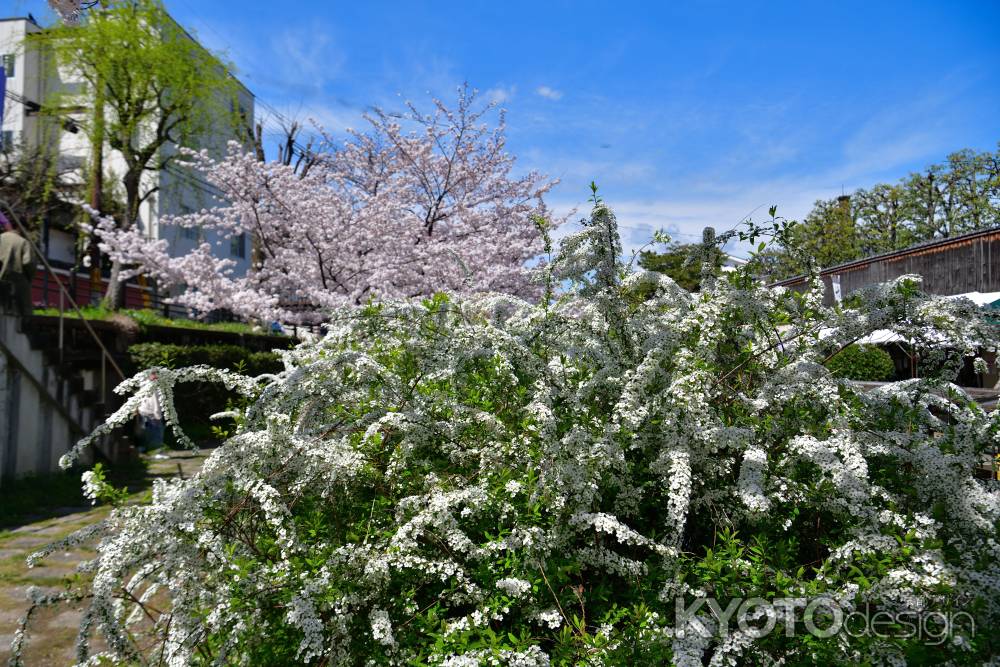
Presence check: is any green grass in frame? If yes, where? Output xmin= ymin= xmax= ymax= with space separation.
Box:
xmin=32 ymin=306 xmax=274 ymax=336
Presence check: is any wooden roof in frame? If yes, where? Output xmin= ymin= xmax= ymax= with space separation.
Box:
xmin=773 ymin=226 xmax=1000 ymax=287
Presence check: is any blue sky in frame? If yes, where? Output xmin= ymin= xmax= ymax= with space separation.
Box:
xmin=12 ymin=0 xmax=1000 ymax=255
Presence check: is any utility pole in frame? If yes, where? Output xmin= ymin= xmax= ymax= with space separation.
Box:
xmin=87 ymin=75 xmax=104 ymax=303
xmin=700 ymin=226 xmax=717 ymax=291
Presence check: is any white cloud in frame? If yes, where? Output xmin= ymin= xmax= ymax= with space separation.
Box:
xmin=485 ymin=85 xmax=516 ymax=105
xmin=297 ymin=105 xmax=363 ymax=134
xmin=536 ymin=86 xmax=563 ymax=101
xmin=259 ymin=105 xmax=331 ymax=133
xmin=526 ymin=155 xmax=655 ymax=184
xmin=270 ymin=29 xmax=345 ymax=90
xmin=545 ymin=179 xmax=832 ymax=261
xmin=533 ymin=82 xmax=974 ymax=262
xmin=255 ymin=103 xmax=364 ymax=162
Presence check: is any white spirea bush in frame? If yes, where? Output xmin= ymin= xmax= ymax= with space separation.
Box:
xmin=14 ymin=202 xmax=1000 ymax=666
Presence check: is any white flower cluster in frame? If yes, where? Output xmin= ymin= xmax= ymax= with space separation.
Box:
xmin=535 ymin=609 xmax=563 ymax=630
xmin=80 ymin=470 xmax=100 ymax=505
xmin=369 ymin=608 xmax=396 ymax=648
xmin=495 ymin=577 xmax=532 ymax=598
xmin=15 ymin=202 xmax=1000 ymax=665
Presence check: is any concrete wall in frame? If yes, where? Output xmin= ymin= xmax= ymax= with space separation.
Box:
xmin=0 ymin=314 xmax=89 ymax=485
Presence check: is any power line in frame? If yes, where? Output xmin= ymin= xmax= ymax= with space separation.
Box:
xmin=162 ymin=163 xmax=221 ymax=201
xmin=166 ymin=0 xmax=320 ymax=160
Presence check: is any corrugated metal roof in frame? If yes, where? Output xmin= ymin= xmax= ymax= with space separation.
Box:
xmin=773 ymin=226 xmax=1000 ymax=287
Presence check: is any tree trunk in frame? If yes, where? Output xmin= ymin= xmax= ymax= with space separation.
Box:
xmin=103 ymin=168 xmax=141 ymax=309
xmin=104 ymin=260 xmax=125 ymax=309
xmin=926 ymin=173 xmax=937 ymax=237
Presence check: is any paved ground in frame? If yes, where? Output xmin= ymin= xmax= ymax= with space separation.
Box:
xmin=0 ymin=449 xmax=209 ymax=666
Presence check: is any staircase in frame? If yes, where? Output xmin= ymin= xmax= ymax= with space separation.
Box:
xmin=0 ymin=312 xmax=118 ymax=484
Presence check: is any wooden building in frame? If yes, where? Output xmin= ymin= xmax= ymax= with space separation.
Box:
xmin=772 ymin=227 xmax=1000 ymax=304
xmin=772 ymin=228 xmax=1000 ymax=389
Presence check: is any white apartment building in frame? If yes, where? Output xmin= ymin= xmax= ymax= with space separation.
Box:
xmin=0 ymin=19 xmax=42 ymax=153
xmin=0 ymin=14 xmax=255 ymax=305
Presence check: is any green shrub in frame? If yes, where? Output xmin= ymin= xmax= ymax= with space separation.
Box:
xmin=0 ymin=458 xmax=147 ymax=528
xmin=35 ymin=203 xmax=1000 ymax=665
xmin=128 ymin=342 xmax=282 ymax=377
xmin=0 ymin=472 xmax=84 ymax=528
xmin=824 ymin=343 xmax=896 ymax=381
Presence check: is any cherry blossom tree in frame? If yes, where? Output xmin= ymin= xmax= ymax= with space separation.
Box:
xmin=47 ymin=0 xmax=105 ymax=25
xmin=91 ymin=87 xmax=560 ymax=322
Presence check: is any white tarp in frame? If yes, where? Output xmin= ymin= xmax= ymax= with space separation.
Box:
xmin=951 ymin=291 xmax=1000 ymax=307
xmin=818 ymin=292 xmax=1000 ymax=346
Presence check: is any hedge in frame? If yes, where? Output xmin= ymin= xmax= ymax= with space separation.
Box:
xmin=127 ymin=343 xmax=283 ymax=446
xmin=128 ymin=342 xmax=282 ymax=377
xmin=824 ymin=343 xmax=896 ymax=381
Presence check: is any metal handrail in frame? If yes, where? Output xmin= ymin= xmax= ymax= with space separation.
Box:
xmin=0 ymin=200 xmax=126 ymax=403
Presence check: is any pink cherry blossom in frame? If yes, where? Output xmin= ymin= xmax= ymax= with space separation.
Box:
xmin=47 ymin=0 xmax=91 ymax=24
xmin=93 ymin=88 xmax=561 ymax=323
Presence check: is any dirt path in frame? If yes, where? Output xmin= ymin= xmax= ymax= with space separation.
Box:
xmin=0 ymin=449 xmax=209 ymax=666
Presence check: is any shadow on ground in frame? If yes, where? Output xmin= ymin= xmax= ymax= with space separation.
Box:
xmin=0 ymin=448 xmax=210 ymax=666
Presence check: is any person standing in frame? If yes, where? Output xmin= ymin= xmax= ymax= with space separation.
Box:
xmin=137 ymin=377 xmax=165 ymax=452
xmin=0 ymin=211 xmax=36 ymax=317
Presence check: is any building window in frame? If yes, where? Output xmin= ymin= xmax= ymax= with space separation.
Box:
xmin=0 ymin=131 xmax=13 ymax=153
xmin=1 ymin=54 xmax=15 ymax=78
xmin=230 ymin=98 xmax=248 ymax=119
xmin=230 ymin=233 xmax=246 ymax=258
xmin=181 ymin=225 xmax=201 ymax=240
